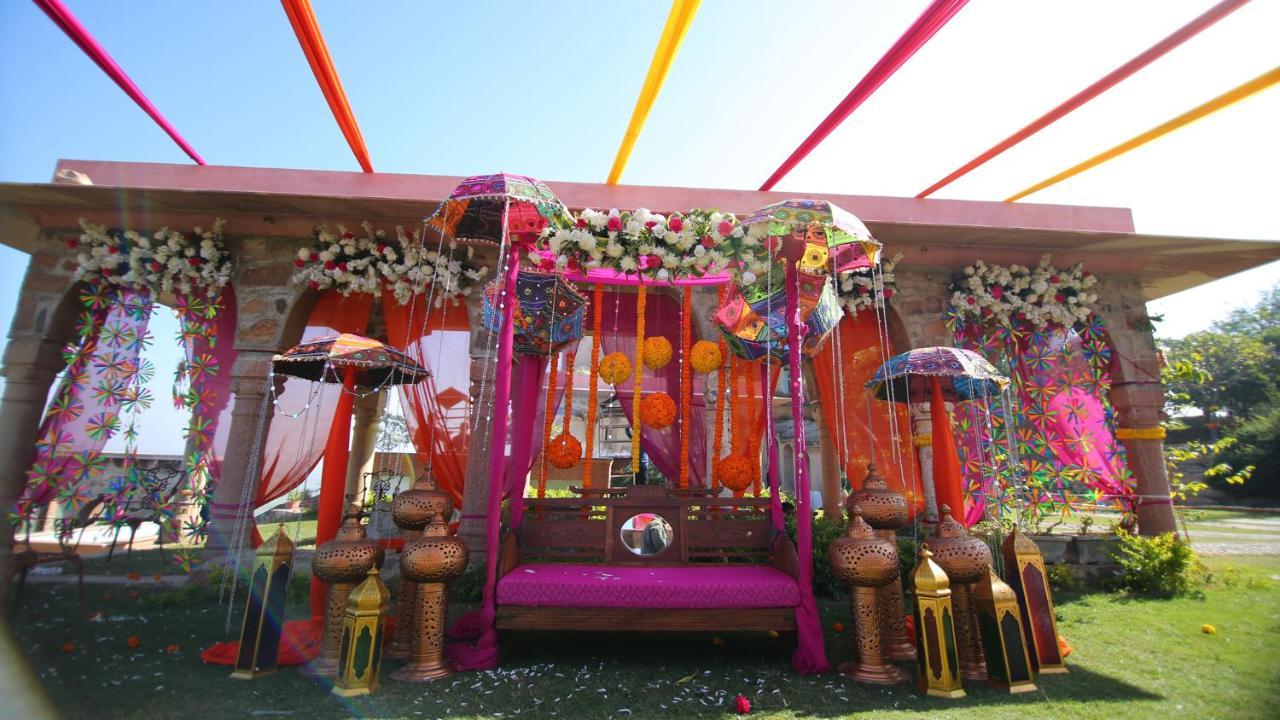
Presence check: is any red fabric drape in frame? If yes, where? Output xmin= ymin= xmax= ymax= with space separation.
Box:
xmin=381 ymin=293 xmax=471 ymax=507
xmin=931 ymin=377 xmax=965 ymax=524
xmin=251 ymin=292 xmax=372 ymax=544
xmin=810 ymin=312 xmax=919 ymax=507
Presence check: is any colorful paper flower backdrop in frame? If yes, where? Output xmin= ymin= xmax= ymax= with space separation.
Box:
xmin=947 ymin=260 xmax=1132 ymax=527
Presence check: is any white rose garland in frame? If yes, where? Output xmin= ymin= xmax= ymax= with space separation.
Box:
xmin=949 ymin=254 xmax=1099 ymax=329
xmin=836 ymin=252 xmax=902 ymax=315
xmin=71 ymin=218 xmax=232 ymax=298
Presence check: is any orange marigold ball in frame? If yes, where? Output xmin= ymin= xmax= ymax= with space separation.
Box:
xmin=639 ymin=392 xmax=677 ymax=429
xmin=598 ymin=352 xmax=632 ymax=385
xmin=690 ymin=340 xmax=722 ymax=373
xmin=642 ymin=336 xmax=673 ymax=370
xmin=716 ymin=454 xmax=756 ymax=492
xmin=547 ymin=434 xmax=582 ymax=469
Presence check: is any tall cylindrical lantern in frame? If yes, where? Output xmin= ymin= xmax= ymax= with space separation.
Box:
xmin=231 ymin=524 xmax=295 ymax=679
xmin=307 ymin=500 xmax=384 ymax=678
xmin=973 ymin=566 xmax=1038 ymax=693
xmin=828 ymin=507 xmax=909 ymax=685
xmin=1001 ymin=527 xmax=1067 ymax=673
xmin=927 ymin=505 xmax=990 ymax=681
xmin=391 ymin=511 xmax=468 ymax=682
xmin=388 ymin=473 xmax=452 ymax=661
xmin=910 ymin=545 xmax=965 ymax=699
xmin=333 ymin=567 xmax=390 ymax=697
xmin=848 ymin=459 xmax=915 ymax=662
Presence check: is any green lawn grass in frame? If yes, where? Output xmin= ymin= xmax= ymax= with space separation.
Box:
xmin=3 ymin=556 xmax=1277 ymax=720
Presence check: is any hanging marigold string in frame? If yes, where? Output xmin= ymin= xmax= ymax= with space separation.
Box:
xmin=562 ymin=350 xmax=576 ymax=432
xmin=712 ymin=286 xmax=728 ymax=490
xmin=583 ymin=284 xmax=604 ymax=488
xmin=679 ymin=287 xmax=693 ymax=488
xmin=539 ymin=352 xmax=560 ymax=498
xmin=632 ymin=284 xmax=646 ymax=475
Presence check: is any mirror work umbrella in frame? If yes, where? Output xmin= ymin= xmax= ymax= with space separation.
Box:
xmin=867 ymin=346 xmax=1010 ymax=525
xmin=482 ymin=271 xmax=587 ymax=356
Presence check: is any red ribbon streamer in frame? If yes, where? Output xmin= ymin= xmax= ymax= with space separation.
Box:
xmin=32 ymin=0 xmax=205 ymax=165
xmin=917 ymin=0 xmax=1250 ymax=198
xmin=759 ymin=0 xmax=968 ymax=191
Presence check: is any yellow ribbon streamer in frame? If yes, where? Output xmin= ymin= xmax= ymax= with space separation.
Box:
xmin=606 ymin=0 xmax=702 ymax=185
xmin=1007 ymin=65 xmax=1280 ymax=202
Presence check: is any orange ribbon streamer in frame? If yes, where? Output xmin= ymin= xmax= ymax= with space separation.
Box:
xmin=280 ymin=0 xmax=374 ymax=172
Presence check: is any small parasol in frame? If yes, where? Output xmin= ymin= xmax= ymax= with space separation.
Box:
xmin=866 ymin=346 xmax=1010 ymax=527
xmin=424 ymin=173 xmax=574 ymax=246
xmin=714 ymin=265 xmax=841 ymax=362
xmin=272 ymin=333 xmax=430 ymax=387
xmin=740 ymin=199 xmax=881 ymax=273
xmin=482 ymin=271 xmax=587 ymax=355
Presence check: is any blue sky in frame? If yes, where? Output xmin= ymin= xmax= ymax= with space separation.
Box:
xmin=1 ymin=0 xmax=1278 ymax=454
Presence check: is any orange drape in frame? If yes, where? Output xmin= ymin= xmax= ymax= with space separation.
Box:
xmin=381 ymin=293 xmax=471 ymax=507
xmin=811 ymin=312 xmax=919 ymax=509
xmin=931 ymin=377 xmax=965 ymax=524
xmin=727 ymin=356 xmax=779 ymax=496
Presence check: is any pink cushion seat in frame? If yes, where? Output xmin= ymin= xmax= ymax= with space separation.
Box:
xmin=496 ymin=563 xmax=800 ymax=609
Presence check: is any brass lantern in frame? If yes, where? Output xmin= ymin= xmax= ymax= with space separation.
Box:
xmin=828 ymin=506 xmax=909 ymax=685
xmin=231 ymin=524 xmax=295 ymax=679
xmin=307 ymin=500 xmax=385 ymax=678
xmin=926 ymin=504 xmax=991 ymax=681
xmin=390 ymin=511 xmax=468 ymax=682
xmin=849 ymin=459 xmax=915 ymax=662
xmin=333 ymin=567 xmax=391 ymax=697
xmin=1001 ymin=527 xmax=1067 ymax=673
xmin=388 ymin=473 xmax=453 ymax=661
xmin=910 ymin=545 xmax=965 ymax=699
xmin=973 ymin=566 xmax=1037 ymax=693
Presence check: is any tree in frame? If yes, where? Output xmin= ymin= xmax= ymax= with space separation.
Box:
xmin=376 ymin=413 xmax=412 ymax=453
xmin=1162 ymin=330 xmax=1273 ymax=420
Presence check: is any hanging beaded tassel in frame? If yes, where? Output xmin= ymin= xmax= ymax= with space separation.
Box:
xmin=538 ymin=353 xmax=559 ymax=498
xmin=631 ymin=284 xmax=646 ymax=475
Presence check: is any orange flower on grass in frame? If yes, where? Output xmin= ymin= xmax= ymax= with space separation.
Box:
xmin=127 ymin=635 xmax=140 ymax=649
xmin=127 ymin=573 xmax=141 ymax=581
xmin=165 ymin=644 xmax=181 ymax=653
xmin=153 ymin=574 xmax=163 ymax=581
xmin=128 ymin=591 xmax=140 ymax=600
xmin=60 ymin=643 xmax=75 ymax=653
xmin=639 ymin=392 xmax=676 ymax=429
xmin=832 ymin=622 xmax=845 ymax=634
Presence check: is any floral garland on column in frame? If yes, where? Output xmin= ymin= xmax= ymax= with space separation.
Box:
xmin=836 ymin=252 xmax=901 ymax=315
xmin=292 ymin=222 xmax=489 ymax=305
xmin=945 ymin=254 xmax=1131 ymax=526
xmin=21 ymin=220 xmax=235 ymax=570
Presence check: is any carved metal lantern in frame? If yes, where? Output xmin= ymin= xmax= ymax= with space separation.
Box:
xmin=910 ymin=545 xmax=965 ymax=699
xmin=308 ymin=502 xmax=385 ymax=678
xmin=390 ymin=511 xmax=468 ymax=682
xmin=1001 ymin=527 xmax=1067 ymax=673
xmin=849 ymin=459 xmax=915 ymax=662
xmin=388 ymin=473 xmax=453 ymax=661
xmin=333 ymin=567 xmax=390 ymax=697
xmin=973 ymin=566 xmax=1038 ymax=693
xmin=828 ymin=506 xmax=909 ymax=685
xmin=232 ymin=524 xmax=295 ymax=679
xmin=926 ymin=504 xmax=992 ymax=681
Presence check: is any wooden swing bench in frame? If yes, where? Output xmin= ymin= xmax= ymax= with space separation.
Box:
xmin=495 ymin=485 xmax=799 ymax=633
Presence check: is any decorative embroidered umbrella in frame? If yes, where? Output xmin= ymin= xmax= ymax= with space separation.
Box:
xmin=272 ymin=333 xmax=430 ymax=388
xmin=714 ymin=265 xmax=841 ymax=362
xmin=482 ymin=271 xmax=586 ymax=355
xmin=740 ymin=199 xmax=880 ymax=273
xmin=424 ymin=173 xmax=574 ymax=246
xmin=866 ymin=346 xmax=1010 ymax=527
xmin=866 ymin=346 xmax=1009 ymax=404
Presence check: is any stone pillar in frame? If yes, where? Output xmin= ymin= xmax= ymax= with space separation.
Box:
xmin=910 ymin=402 xmax=940 ymax=528
xmin=815 ymin=401 xmax=843 ymax=520
xmin=345 ymin=391 xmax=385 ymax=501
xmin=458 ymin=295 xmax=494 ymax=556
xmin=1094 ymin=275 xmax=1177 ymax=536
xmin=205 ymin=350 xmax=275 ymax=565
xmin=0 ymin=337 xmax=63 ymax=579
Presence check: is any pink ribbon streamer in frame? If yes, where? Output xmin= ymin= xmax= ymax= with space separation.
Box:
xmin=33 ymin=0 xmax=205 ymax=165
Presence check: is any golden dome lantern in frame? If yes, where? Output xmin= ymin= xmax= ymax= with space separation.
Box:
xmin=909 ymin=545 xmax=965 ymax=699
xmin=1001 ymin=527 xmax=1066 ymax=674
xmin=390 ymin=510 xmax=469 ymax=682
xmin=973 ymin=566 xmax=1037 ymax=693
xmin=231 ymin=524 xmax=296 ymax=679
xmin=307 ymin=499 xmax=385 ymax=678
xmin=827 ymin=506 xmax=909 ymax=685
xmin=848 ymin=459 xmax=915 ymax=663
xmin=333 ymin=567 xmax=391 ymax=697
xmin=926 ymin=505 xmax=991 ymax=681
xmin=388 ymin=473 xmax=453 ymax=661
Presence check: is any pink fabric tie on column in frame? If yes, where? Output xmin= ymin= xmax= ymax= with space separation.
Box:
xmin=784 ymin=257 xmax=830 ymax=674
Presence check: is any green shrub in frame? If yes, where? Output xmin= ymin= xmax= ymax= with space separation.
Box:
xmin=786 ymin=512 xmax=848 ymax=597
xmin=450 ymin=563 xmax=486 ymax=604
xmin=1108 ymin=531 xmax=1199 ymax=597
xmin=1046 ymin=563 xmax=1082 ymax=594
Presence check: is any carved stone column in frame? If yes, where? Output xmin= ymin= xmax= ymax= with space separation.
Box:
xmin=345 ymin=391 xmax=385 ymax=500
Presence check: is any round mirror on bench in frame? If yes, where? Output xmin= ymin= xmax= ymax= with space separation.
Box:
xmin=620 ymin=513 xmax=673 ymax=557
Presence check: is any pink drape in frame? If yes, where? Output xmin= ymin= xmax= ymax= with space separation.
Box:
xmin=598 ymin=291 xmax=708 ymax=486
xmin=381 ymin=293 xmax=472 ymax=508
xmin=175 ymin=286 xmax=238 ymax=497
